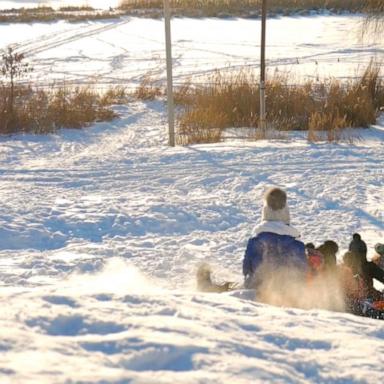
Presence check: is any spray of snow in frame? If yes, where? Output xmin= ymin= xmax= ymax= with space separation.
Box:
xmin=63 ymin=258 xmax=161 ymax=296
xmin=256 ymin=266 xmax=346 ymax=312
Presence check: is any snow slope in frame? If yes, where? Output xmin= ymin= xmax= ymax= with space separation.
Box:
xmin=0 ymin=99 xmax=383 ymax=383
xmin=0 ymin=12 xmax=384 ymax=384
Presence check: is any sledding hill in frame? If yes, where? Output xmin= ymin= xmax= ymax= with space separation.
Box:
xmin=0 ymin=100 xmax=383 ymax=382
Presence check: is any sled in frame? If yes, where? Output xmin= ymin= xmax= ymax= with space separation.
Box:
xmin=196 ymin=263 xmax=240 ymax=293
xmin=357 ymin=300 xmax=384 ymax=320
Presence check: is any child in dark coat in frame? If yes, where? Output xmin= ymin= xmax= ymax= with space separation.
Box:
xmin=242 ymin=187 xmax=307 ymax=295
xmin=345 ymin=235 xmax=384 ymax=301
xmin=349 ymin=233 xmax=367 ymax=263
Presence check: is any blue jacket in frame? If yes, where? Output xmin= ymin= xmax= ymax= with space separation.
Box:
xmin=243 ymin=231 xmax=307 ymax=289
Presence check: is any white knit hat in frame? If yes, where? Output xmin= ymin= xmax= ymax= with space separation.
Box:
xmin=262 ymin=187 xmax=290 ymax=225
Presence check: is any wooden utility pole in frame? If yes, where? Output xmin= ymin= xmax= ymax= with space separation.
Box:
xmin=163 ymin=0 xmax=175 ymax=146
xmin=260 ymin=0 xmax=267 ymax=132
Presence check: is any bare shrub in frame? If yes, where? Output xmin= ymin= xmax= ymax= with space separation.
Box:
xmin=1 ymin=48 xmax=32 ymax=111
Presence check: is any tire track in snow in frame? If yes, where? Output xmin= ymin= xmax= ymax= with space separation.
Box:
xmin=1 ymin=18 xmax=131 ymax=57
xmin=2 ymin=23 xmax=91 ymax=53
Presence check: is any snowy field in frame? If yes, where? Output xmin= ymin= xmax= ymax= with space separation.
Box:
xmin=0 ymin=13 xmax=384 ymax=384
xmin=0 ymin=15 xmax=383 ymax=89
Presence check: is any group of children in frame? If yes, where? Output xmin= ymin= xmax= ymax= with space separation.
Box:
xmin=197 ymin=186 xmax=384 ymax=317
xmin=306 ymin=235 xmax=384 ymax=313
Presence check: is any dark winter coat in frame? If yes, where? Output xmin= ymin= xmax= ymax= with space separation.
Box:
xmin=349 ymin=234 xmax=368 ymax=263
xmin=344 ymin=250 xmax=384 ymax=300
xmin=243 ymin=222 xmax=307 ymax=289
xmin=362 ymin=262 xmax=384 ymax=292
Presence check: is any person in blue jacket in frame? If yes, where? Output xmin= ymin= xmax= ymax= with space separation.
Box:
xmin=242 ymin=187 xmax=307 ymax=290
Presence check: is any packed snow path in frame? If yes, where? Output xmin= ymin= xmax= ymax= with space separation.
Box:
xmin=0 ymin=101 xmax=383 ymax=382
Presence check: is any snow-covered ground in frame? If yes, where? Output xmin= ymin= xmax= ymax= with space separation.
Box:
xmin=0 ymin=15 xmax=383 ymax=89
xmin=1 ymin=13 xmax=384 ymax=384
xmin=0 ymin=100 xmax=383 ymax=382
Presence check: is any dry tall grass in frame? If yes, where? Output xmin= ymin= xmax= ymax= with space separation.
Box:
xmin=0 ymin=6 xmax=119 ymax=23
xmin=175 ymin=63 xmax=384 ymax=144
xmin=133 ymin=76 xmax=163 ymax=100
xmin=119 ymin=0 xmax=364 ymax=16
xmin=0 ymin=85 xmax=126 ymax=135
xmin=364 ymin=0 xmax=384 ymax=32
xmin=365 ymin=0 xmax=384 ymax=14
xmin=0 ymin=0 xmax=368 ymax=23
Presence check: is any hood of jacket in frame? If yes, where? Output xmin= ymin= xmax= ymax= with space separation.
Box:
xmin=253 ymin=220 xmax=301 ymax=239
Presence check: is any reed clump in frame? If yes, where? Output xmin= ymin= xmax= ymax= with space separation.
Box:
xmin=0 ymin=84 xmax=127 ymax=134
xmin=119 ymin=0 xmax=364 ymax=17
xmin=174 ymin=63 xmax=384 ymax=144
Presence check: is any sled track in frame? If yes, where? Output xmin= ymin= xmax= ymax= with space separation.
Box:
xmin=0 ymin=18 xmax=131 ymax=57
